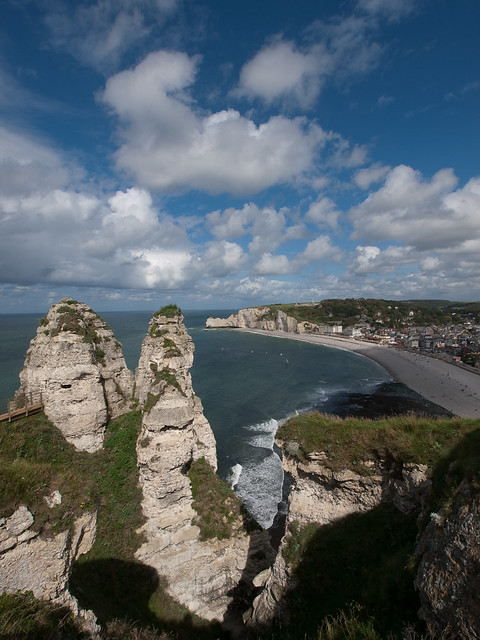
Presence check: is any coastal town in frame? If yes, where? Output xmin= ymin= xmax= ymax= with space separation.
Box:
xmin=274 ymin=299 xmax=480 ymax=371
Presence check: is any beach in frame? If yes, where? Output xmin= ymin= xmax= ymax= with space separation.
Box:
xmin=239 ymin=329 xmax=480 ymax=419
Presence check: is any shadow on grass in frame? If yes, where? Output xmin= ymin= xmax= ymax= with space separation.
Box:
xmin=70 ymin=558 xmax=226 ymax=640
xmin=265 ymin=504 xmax=423 ymax=640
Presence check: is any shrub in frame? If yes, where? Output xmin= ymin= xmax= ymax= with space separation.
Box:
xmin=153 ymin=305 xmax=181 ymax=318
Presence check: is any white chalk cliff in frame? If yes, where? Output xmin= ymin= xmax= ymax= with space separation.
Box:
xmin=134 ymin=308 xmax=256 ymax=622
xmin=15 ymin=299 xmax=133 ymax=452
xmin=206 ymin=307 xmax=298 ymax=333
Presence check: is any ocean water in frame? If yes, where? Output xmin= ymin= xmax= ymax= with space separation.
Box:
xmin=0 ymin=310 xmax=442 ymax=529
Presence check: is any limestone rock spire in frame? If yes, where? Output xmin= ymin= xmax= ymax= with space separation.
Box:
xmin=134 ymin=305 xmax=252 ymax=621
xmin=15 ymin=298 xmax=133 ymax=452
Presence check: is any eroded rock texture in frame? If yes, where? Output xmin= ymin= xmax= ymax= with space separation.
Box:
xmin=0 ymin=504 xmax=98 ymax=632
xmin=248 ymin=449 xmax=430 ymax=627
xmin=415 ymin=480 xmax=480 ymax=639
xmin=134 ymin=309 xmax=253 ymax=622
xmin=15 ymin=299 xmax=133 ymax=452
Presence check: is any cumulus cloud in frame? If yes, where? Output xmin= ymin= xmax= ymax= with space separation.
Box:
xmin=206 ymin=203 xmax=257 ymax=240
xmin=0 ymin=127 xmax=201 ymax=290
xmin=350 ymin=244 xmax=416 ymax=274
xmin=101 ymin=50 xmax=324 ymax=195
xmin=300 ymin=235 xmax=343 ymax=264
xmin=306 ymin=196 xmax=341 ymax=229
xmin=236 ymin=12 xmax=386 ymax=108
xmin=354 ymin=164 xmax=390 ymax=189
xmin=235 ymin=40 xmax=330 ymax=107
xmin=253 ymin=253 xmax=292 ymax=275
xmin=349 ymin=165 xmax=480 ymax=250
xmin=0 ymin=126 xmax=72 ymax=197
xmin=194 ymin=241 xmax=247 ymax=278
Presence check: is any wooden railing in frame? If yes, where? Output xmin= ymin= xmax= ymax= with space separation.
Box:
xmin=0 ymin=392 xmax=44 ymax=423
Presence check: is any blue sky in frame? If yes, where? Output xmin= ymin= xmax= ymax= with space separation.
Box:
xmin=1 ymin=0 xmax=479 ymax=312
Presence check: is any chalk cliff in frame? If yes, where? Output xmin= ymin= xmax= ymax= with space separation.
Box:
xmin=15 ymin=299 xmax=133 ymax=452
xmin=0 ymin=504 xmax=98 ymax=633
xmin=206 ymin=307 xmax=298 ymax=333
xmin=134 ymin=308 xmax=262 ymax=622
xmin=248 ymin=444 xmax=430 ymax=627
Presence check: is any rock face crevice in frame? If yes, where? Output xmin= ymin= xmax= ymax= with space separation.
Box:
xmin=15 ymin=299 xmax=133 ymax=452
xmin=248 ymin=449 xmax=430 ymax=627
xmin=134 ymin=309 xmax=256 ymax=622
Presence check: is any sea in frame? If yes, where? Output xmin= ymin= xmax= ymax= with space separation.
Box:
xmin=0 ymin=310 xmax=449 ymax=530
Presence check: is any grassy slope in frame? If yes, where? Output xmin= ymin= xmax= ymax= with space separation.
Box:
xmin=0 ymin=412 xmax=225 ymax=640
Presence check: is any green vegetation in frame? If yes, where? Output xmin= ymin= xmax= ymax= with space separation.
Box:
xmin=144 ymin=391 xmax=161 ymax=413
xmin=149 ymin=326 xmax=168 ymax=338
xmin=153 ymin=304 xmax=182 ymax=318
xmin=265 ymin=298 xmax=480 ymax=328
xmin=81 ymin=411 xmax=145 ymax=560
xmin=162 ymin=337 xmax=181 ymax=358
xmin=46 ymin=304 xmax=112 ymax=354
xmin=0 ymin=591 xmax=87 ymax=639
xmin=0 ymin=412 xmax=99 ymax=535
xmin=277 ymin=412 xmax=480 ymax=472
xmin=187 ymin=457 xmax=253 ymax=539
xmin=67 ymin=411 xmax=224 ymax=639
xmin=4 ymin=405 xmax=477 ymax=639
xmin=149 ymin=363 xmax=184 ymax=397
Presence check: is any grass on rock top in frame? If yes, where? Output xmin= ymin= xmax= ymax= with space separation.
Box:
xmin=277 ymin=412 xmax=480 ymax=472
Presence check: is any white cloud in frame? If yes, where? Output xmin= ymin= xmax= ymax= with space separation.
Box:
xmin=253 ymin=253 xmax=292 ymax=275
xmin=326 ymin=133 xmax=369 ymax=169
xmin=101 ymin=51 xmax=324 ymax=195
xmin=350 ymin=244 xmax=416 ymax=274
xmin=306 ymin=196 xmax=341 ymax=229
xmin=300 ymin=235 xmax=343 ymax=263
xmin=235 ymin=40 xmax=330 ymax=107
xmin=206 ymin=204 xmax=257 ymax=239
xmin=236 ymin=12 xmax=388 ymax=108
xmin=0 ymin=126 xmax=71 ymax=197
xmin=248 ymin=207 xmax=290 ymax=255
xmin=354 ymin=163 xmax=390 ymax=189
xmin=420 ymin=256 xmax=441 ymax=271
xmin=349 ymin=165 xmax=480 ymax=250
xmin=195 ymin=241 xmax=246 ymax=278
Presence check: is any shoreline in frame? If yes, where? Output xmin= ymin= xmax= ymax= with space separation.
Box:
xmin=237 ymin=328 xmax=480 ymax=419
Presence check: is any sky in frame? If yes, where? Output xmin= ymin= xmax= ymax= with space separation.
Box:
xmin=1 ymin=0 xmax=480 ymax=313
